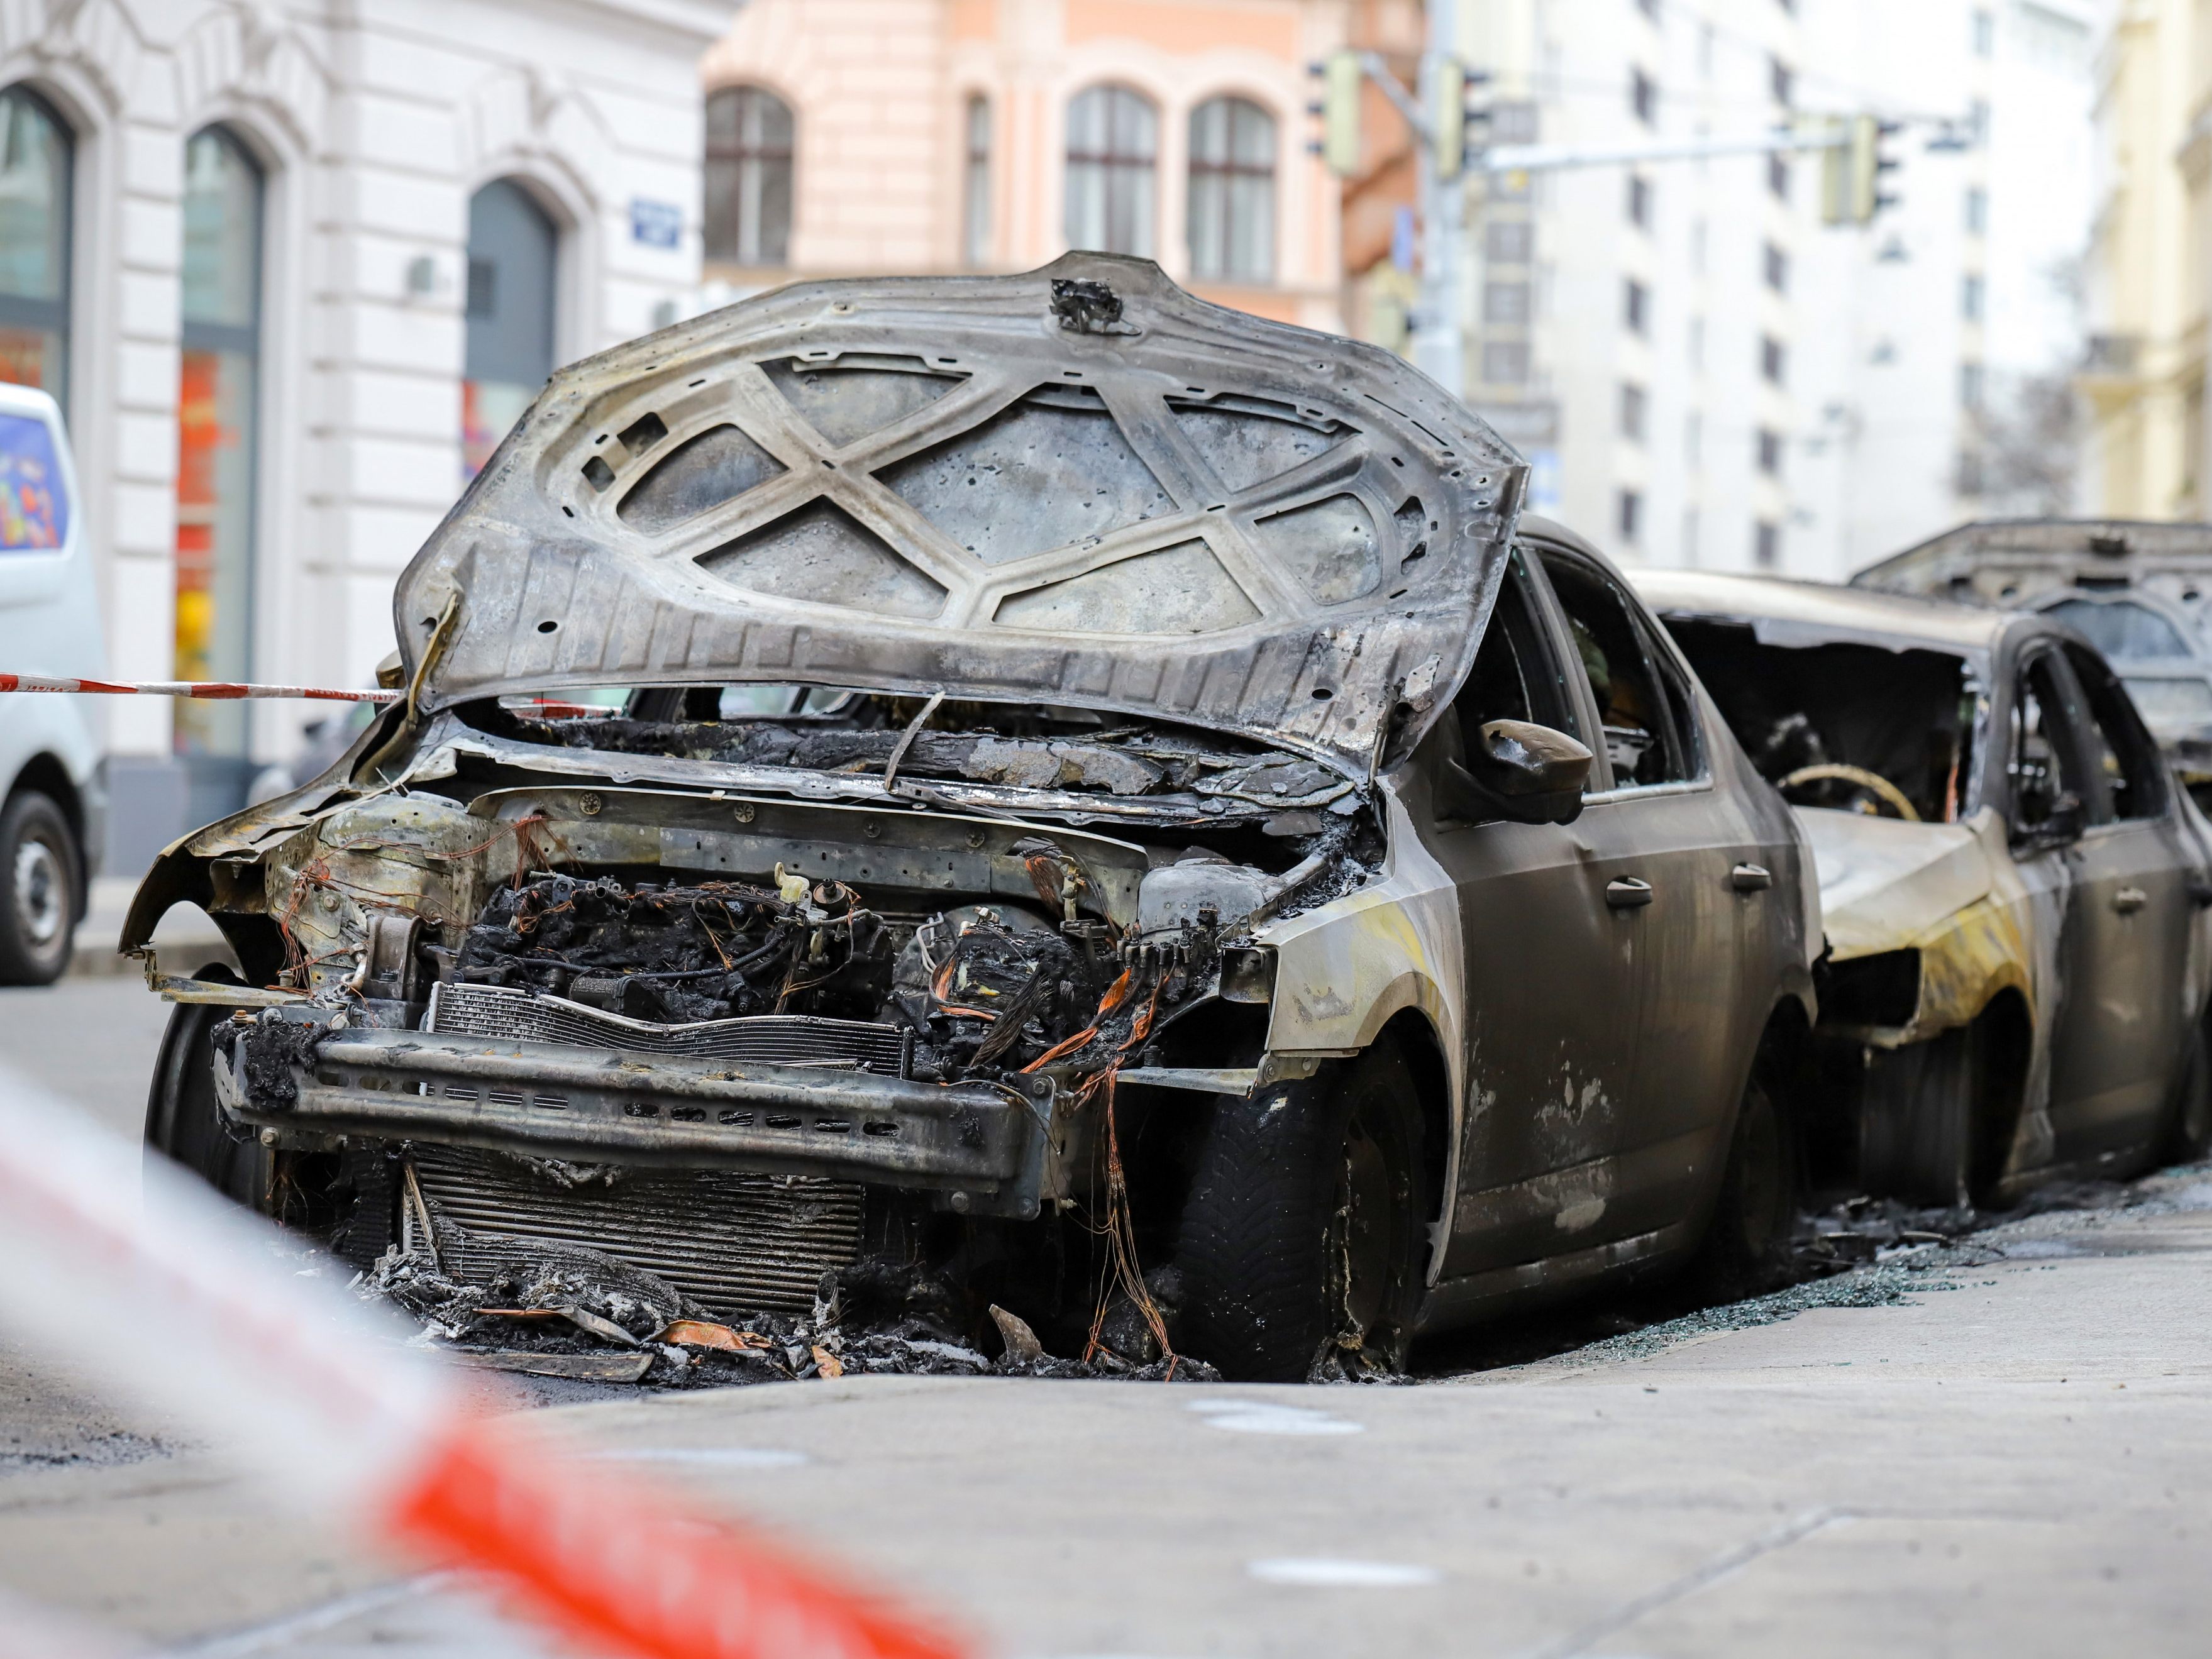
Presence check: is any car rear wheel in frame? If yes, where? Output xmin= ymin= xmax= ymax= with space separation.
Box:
xmin=2163 ymin=1022 xmax=2212 ymax=1165
xmin=1688 ymin=1072 xmax=1796 ymax=1303
xmin=144 ymin=966 xmax=270 ymax=1208
xmin=0 ymin=790 xmax=79 ymax=984
xmin=1175 ymin=1044 xmax=1427 ymax=1382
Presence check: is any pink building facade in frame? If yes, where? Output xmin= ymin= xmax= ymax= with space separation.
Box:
xmin=700 ymin=0 xmax=1350 ymax=332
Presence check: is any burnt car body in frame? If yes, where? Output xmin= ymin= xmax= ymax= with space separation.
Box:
xmin=133 ymin=256 xmax=1816 ymax=1381
xmin=1630 ymin=569 xmax=2212 ymax=1206
xmin=1855 ymin=519 xmax=2212 ymax=802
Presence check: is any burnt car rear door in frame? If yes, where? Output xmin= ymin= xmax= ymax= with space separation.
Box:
xmin=1526 ymin=539 xmax=1776 ymax=1242
xmin=1427 ymin=547 xmax=1643 ymax=1273
xmin=2043 ymin=641 xmax=2194 ymax=1157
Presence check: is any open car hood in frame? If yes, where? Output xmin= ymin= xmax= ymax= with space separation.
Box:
xmin=394 ymin=253 xmax=1526 ymax=777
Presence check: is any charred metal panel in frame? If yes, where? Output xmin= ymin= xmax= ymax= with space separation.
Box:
xmin=394 ymin=254 xmax=1525 ymax=776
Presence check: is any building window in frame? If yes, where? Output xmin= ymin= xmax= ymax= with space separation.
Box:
xmin=1754 ymin=520 xmax=1780 ymax=568
xmin=1187 ymin=95 xmax=1275 ymax=282
xmin=1972 ymin=8 xmax=1994 ymax=55
xmin=1631 ymin=68 xmax=1656 ymax=126
xmin=1767 ymin=153 xmax=1789 ymax=201
xmin=0 ymin=86 xmax=72 ymax=404
xmin=1481 ymin=341 xmax=1530 ymax=384
xmin=1486 ymin=219 xmax=1534 ymax=263
xmin=463 ymin=179 xmax=557 ymax=482
xmin=1681 ymin=507 xmax=1700 ymax=564
xmin=1957 ymin=448 xmax=1986 ymax=495
xmin=1756 ymin=427 xmax=1783 ymax=474
xmin=1066 ymin=84 xmax=1158 ymax=258
xmin=1685 ymin=410 xmax=1703 ymax=466
xmin=1620 ymin=383 xmax=1647 ymax=442
xmin=1760 ymin=334 xmax=1786 ymax=384
xmin=175 ymin=125 xmax=263 ymax=782
xmin=705 ymin=85 xmax=794 ymax=267
xmin=1627 ymin=174 xmax=1652 ymax=229
xmin=1618 ymin=489 xmax=1642 ymax=543
xmin=1763 ymin=242 xmax=1788 ymax=293
xmin=1623 ymin=278 xmax=1649 ymax=334
xmin=1484 ymin=281 xmax=1532 ymax=324
xmin=1960 ymin=361 xmax=1985 ymax=409
xmin=1962 ymin=273 xmax=1984 ymax=321
xmin=963 ymin=94 xmax=991 ymax=267
xmin=1769 ymin=56 xmax=1793 ymax=106
xmin=1636 ymin=0 xmax=1659 ymax=18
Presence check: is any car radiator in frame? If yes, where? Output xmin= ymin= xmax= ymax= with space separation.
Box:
xmin=409 ymin=1143 xmax=865 ymax=1318
xmin=425 ymin=983 xmax=914 ymax=1076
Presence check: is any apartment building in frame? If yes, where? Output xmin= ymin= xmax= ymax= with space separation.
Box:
xmin=697 ymin=0 xmax=1352 ymax=333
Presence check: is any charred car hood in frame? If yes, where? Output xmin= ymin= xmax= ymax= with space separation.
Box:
xmin=1795 ymin=806 xmax=1996 ymax=959
xmin=394 ymin=253 xmax=1525 ymax=776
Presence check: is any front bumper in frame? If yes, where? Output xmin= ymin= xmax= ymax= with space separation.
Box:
xmin=215 ymin=1019 xmax=1059 ymax=1218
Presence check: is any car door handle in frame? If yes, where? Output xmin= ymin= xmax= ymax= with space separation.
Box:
xmin=2113 ymin=886 xmax=2148 ymax=915
xmin=1730 ymin=863 xmax=1772 ymax=892
xmin=1605 ymin=876 xmax=1654 ymax=908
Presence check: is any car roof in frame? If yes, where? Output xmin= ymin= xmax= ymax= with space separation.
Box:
xmin=1622 ymin=567 xmax=2014 ymax=655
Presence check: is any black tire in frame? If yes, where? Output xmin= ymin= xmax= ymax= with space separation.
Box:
xmin=1175 ymin=1044 xmax=1427 ymax=1382
xmin=1688 ymin=1072 xmax=1796 ymax=1303
xmin=144 ymin=964 xmax=270 ymax=1208
xmin=2163 ymin=1022 xmax=2212 ymax=1166
xmin=0 ymin=789 xmax=79 ymax=984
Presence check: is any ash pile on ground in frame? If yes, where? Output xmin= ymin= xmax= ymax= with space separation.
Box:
xmin=360 ymin=1240 xmax=1217 ymax=1389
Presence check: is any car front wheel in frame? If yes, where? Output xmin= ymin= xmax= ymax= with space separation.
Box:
xmin=0 ymin=789 xmax=80 ymax=984
xmin=1175 ymin=1044 xmax=1427 ymax=1382
xmin=144 ymin=966 xmax=270 ymax=1208
xmin=1688 ymin=1072 xmax=1796 ymax=1303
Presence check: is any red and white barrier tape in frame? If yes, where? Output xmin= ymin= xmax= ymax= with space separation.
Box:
xmin=0 ymin=1075 xmax=968 ymax=1659
xmin=0 ymin=675 xmax=399 ymax=702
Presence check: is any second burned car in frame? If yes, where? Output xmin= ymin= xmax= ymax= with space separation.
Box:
xmin=135 ymin=256 xmax=1817 ymax=1381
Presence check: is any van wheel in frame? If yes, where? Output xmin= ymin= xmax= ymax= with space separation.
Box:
xmin=144 ymin=966 xmax=269 ymax=1208
xmin=1175 ymin=1045 xmax=1427 ymax=1382
xmin=2164 ymin=1023 xmax=2212 ymax=1164
xmin=1689 ymin=1073 xmax=1796 ymax=1303
xmin=0 ymin=790 xmax=79 ymax=984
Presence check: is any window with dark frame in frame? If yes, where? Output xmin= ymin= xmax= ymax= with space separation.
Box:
xmin=1486 ymin=219 xmax=1534 ymax=262
xmin=1760 ymin=334 xmax=1785 ymax=384
xmin=1620 ymin=382 xmax=1647 ymax=442
xmin=1754 ymin=520 xmax=1781 ymax=568
xmin=1632 ymin=67 xmax=1657 ymax=126
xmin=1618 ymin=488 xmax=1642 ymax=543
xmin=1627 ymin=174 xmax=1652 ymax=229
xmin=704 ymin=85 xmax=795 ymax=267
xmin=1763 ymin=241 xmax=1788 ymax=292
xmin=1756 ymin=427 xmax=1782 ymax=475
xmin=1769 ymin=55 xmax=1793 ymax=106
xmin=1066 ymin=84 xmax=1159 ymax=258
xmin=1187 ymin=95 xmax=1276 ymax=282
xmin=1623 ymin=277 xmax=1649 ymax=334
xmin=1767 ymin=152 xmax=1789 ymax=200
xmin=0 ymin=84 xmax=72 ymax=404
xmin=1482 ymin=340 xmax=1530 ymax=383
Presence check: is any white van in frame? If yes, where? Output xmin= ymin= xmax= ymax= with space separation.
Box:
xmin=0 ymin=382 xmax=105 ymax=982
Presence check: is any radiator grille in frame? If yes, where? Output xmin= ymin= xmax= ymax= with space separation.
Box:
xmin=410 ymin=1144 xmax=863 ymax=1318
xmin=427 ymin=982 xmax=910 ymax=1076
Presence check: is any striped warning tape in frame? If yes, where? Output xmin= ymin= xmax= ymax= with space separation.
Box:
xmin=0 ymin=1073 xmax=968 ymax=1659
xmin=0 ymin=675 xmax=399 ymax=702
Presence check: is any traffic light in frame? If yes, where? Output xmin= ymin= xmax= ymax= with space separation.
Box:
xmin=1823 ymin=114 xmax=1903 ymax=225
xmin=1321 ymin=49 xmax=1363 ymax=176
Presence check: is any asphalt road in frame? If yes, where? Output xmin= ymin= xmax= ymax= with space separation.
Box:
xmin=3 ymin=975 xmax=2209 ymax=1655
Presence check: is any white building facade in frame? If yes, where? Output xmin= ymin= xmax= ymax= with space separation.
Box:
xmin=0 ymin=0 xmax=724 ymax=866
xmin=1449 ymin=0 xmax=2104 ymax=581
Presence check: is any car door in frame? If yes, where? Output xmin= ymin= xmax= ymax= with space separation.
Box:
xmin=2045 ymin=641 xmax=2193 ymax=1159
xmin=1427 ymin=548 xmax=1646 ymax=1276
xmin=1529 ymin=541 xmax=1774 ymax=1243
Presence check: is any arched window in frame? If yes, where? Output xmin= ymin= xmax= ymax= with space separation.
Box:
xmin=1188 ymin=96 xmax=1275 ymax=283
xmin=462 ymin=178 xmax=558 ymax=481
xmin=0 ymin=85 xmax=73 ymax=402
xmin=174 ymin=125 xmax=263 ymax=782
xmin=962 ymin=94 xmax=991 ymax=267
xmin=1065 ymin=85 xmax=1156 ymax=258
xmin=704 ymin=86 xmax=793 ymax=267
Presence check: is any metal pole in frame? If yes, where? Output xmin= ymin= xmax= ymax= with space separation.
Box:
xmin=1412 ymin=0 xmax=1463 ymax=399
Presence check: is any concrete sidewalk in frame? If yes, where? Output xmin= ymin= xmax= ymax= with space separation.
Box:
xmin=3 ymin=1182 xmax=2207 ymax=1657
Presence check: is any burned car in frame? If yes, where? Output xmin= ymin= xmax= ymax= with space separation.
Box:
xmin=136 ymin=256 xmax=1816 ymax=1382
xmin=1855 ymin=519 xmax=2212 ymax=802
xmin=1630 ymin=569 xmax=2212 ymax=1206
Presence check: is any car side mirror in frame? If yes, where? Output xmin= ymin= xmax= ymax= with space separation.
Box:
xmin=2014 ymin=789 xmax=2086 ymax=851
xmin=1440 ymin=720 xmax=1592 ymax=826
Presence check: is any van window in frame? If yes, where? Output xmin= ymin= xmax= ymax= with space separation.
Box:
xmin=0 ymin=411 xmax=67 ymax=549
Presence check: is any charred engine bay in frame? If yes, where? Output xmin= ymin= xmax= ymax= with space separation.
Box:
xmin=206 ymin=689 xmax=1383 ymax=1373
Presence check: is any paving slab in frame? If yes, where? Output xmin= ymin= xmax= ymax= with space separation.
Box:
xmin=2 ymin=1194 xmax=2206 ymax=1657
